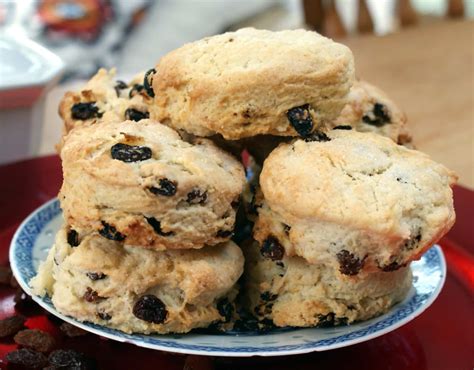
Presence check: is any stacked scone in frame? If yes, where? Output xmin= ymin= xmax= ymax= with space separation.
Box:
xmin=32 ymin=28 xmax=456 ymax=333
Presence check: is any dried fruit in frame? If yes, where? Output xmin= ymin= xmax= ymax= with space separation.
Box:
xmin=124 ymin=108 xmax=149 ymax=122
xmin=98 ymin=312 xmax=112 ymax=321
xmin=14 ymin=329 xmax=56 ymax=353
xmin=114 ymin=80 xmax=128 ymax=97
xmin=317 ymin=313 xmax=348 ymax=327
xmin=217 ymin=298 xmax=234 ymax=323
xmin=133 ymin=295 xmax=168 ymax=324
xmin=145 ymin=217 xmax=174 ymax=236
xmin=260 ymin=236 xmax=285 ymax=261
xmin=71 ymin=102 xmax=102 ymax=120
xmin=303 ymin=131 xmax=331 ymax=142
xmin=336 ymin=250 xmax=366 ymax=275
xmin=333 ymin=125 xmax=352 ymax=130
xmin=129 ymin=83 xmax=145 ymax=98
xmin=283 ymin=224 xmax=291 ymax=234
xmin=149 ymin=178 xmax=177 ymax=196
xmin=143 ymin=68 xmax=156 ymax=98
xmin=403 ymin=228 xmax=422 ymax=250
xmin=362 ymin=103 xmax=391 ymax=126
xmin=86 ymin=272 xmax=107 ymax=281
xmin=59 ymin=322 xmax=87 ymax=337
xmin=287 ymin=104 xmax=313 ymax=137
xmin=110 ymin=143 xmax=152 ymax=162
xmin=83 ymin=287 xmax=104 ymax=303
xmin=6 ymin=348 xmax=48 ymax=368
xmin=260 ymin=292 xmax=278 ymax=302
xmin=48 ymin=349 xmax=96 ymax=369
xmin=67 ymin=229 xmax=79 ymax=247
xmin=99 ymin=221 xmax=126 ymax=241
xmin=0 ymin=315 xmax=25 ymax=337
xmin=186 ymin=189 xmax=208 ymax=205
xmin=380 ymin=261 xmax=406 ymax=272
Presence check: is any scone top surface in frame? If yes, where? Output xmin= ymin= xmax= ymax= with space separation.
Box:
xmin=152 ymin=28 xmax=355 ymax=139
xmin=258 ymin=130 xmax=456 ymax=269
xmin=60 ymin=119 xmax=246 ymax=250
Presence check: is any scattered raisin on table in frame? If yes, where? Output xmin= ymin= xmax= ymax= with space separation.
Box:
xmin=59 ymin=322 xmax=88 ymax=337
xmin=67 ymin=229 xmax=80 ymax=247
xmin=6 ymin=348 xmax=48 ymax=369
xmin=110 ymin=143 xmax=152 ymax=162
xmin=0 ymin=315 xmax=26 ymax=337
xmin=124 ymin=108 xmax=149 ymax=122
xmin=145 ymin=217 xmax=174 ymax=236
xmin=149 ymin=178 xmax=177 ymax=196
xmin=336 ymin=250 xmax=366 ymax=275
xmin=143 ymin=68 xmax=156 ymax=98
xmin=186 ymin=189 xmax=208 ymax=204
xmin=260 ymin=236 xmax=285 ymax=261
xmin=14 ymin=329 xmax=56 ymax=353
xmin=133 ymin=295 xmax=168 ymax=324
xmin=99 ymin=221 xmax=126 ymax=241
xmin=287 ymin=104 xmax=313 ymax=137
xmin=48 ymin=349 xmax=96 ymax=369
xmin=71 ymin=102 xmax=102 ymax=120
xmin=362 ymin=103 xmax=391 ymax=126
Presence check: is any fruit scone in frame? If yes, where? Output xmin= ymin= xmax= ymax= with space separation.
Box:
xmin=31 ymin=227 xmax=244 ymax=334
xmin=60 ymin=119 xmax=246 ymax=250
xmin=241 ymin=239 xmax=412 ymax=328
xmin=241 ymin=79 xmax=414 ymax=164
xmin=150 ymin=28 xmax=355 ymax=140
xmin=253 ymin=130 xmax=456 ymax=274
xmin=59 ymin=68 xmax=154 ymax=135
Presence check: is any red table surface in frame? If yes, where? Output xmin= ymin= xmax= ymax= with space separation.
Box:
xmin=0 ymin=155 xmax=472 ymax=370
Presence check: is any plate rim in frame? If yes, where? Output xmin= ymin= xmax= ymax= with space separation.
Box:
xmin=10 ymin=198 xmax=447 ymax=357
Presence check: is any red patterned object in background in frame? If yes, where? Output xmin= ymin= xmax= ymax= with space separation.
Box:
xmin=0 ymin=156 xmax=472 ymax=370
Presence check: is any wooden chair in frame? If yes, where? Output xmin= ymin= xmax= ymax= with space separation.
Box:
xmin=303 ymin=0 xmax=466 ymax=39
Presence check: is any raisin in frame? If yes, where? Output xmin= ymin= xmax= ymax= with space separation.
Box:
xmin=317 ymin=313 xmax=348 ymax=327
xmin=129 ymin=83 xmax=145 ymax=98
xmin=0 ymin=265 xmax=12 ymax=285
xmin=260 ymin=292 xmax=278 ymax=302
xmin=114 ymin=80 xmax=128 ymax=97
xmin=67 ymin=229 xmax=79 ymax=247
xmin=110 ymin=143 xmax=152 ymax=162
xmin=124 ymin=108 xmax=149 ymax=122
xmin=231 ymin=198 xmax=240 ymax=209
xmin=336 ymin=250 xmax=366 ymax=275
xmin=217 ymin=298 xmax=234 ymax=323
xmin=380 ymin=261 xmax=406 ymax=272
xmin=216 ymin=229 xmax=233 ymax=238
xmin=14 ymin=329 xmax=56 ymax=353
xmin=287 ymin=104 xmax=313 ymax=137
xmin=83 ymin=287 xmax=104 ymax=303
xmin=362 ymin=103 xmax=391 ymax=126
xmin=149 ymin=178 xmax=177 ymax=196
xmin=260 ymin=236 xmax=285 ymax=261
xmin=303 ymin=131 xmax=331 ymax=142
xmin=99 ymin=221 xmax=126 ymax=241
xmin=49 ymin=349 xmax=96 ymax=369
xmin=98 ymin=312 xmax=112 ymax=320
xmin=333 ymin=125 xmax=352 ymax=130
xmin=86 ymin=272 xmax=107 ymax=281
xmin=145 ymin=217 xmax=174 ymax=236
xmin=71 ymin=102 xmax=102 ymax=120
xmin=143 ymin=68 xmax=156 ymax=98
xmin=186 ymin=189 xmax=208 ymax=204
xmin=403 ymin=228 xmax=422 ymax=250
xmin=59 ymin=322 xmax=87 ymax=337
xmin=14 ymin=289 xmax=37 ymax=311
xmin=283 ymin=224 xmax=291 ymax=234
xmin=133 ymin=295 xmax=168 ymax=324
xmin=276 ymin=261 xmax=285 ymax=268
xmin=6 ymin=348 xmax=48 ymax=368
xmin=0 ymin=315 xmax=25 ymax=337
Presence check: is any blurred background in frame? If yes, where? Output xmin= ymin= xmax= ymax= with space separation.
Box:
xmin=0 ymin=0 xmax=473 ymax=187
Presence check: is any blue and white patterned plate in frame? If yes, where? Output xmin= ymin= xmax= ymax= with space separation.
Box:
xmin=10 ymin=199 xmax=446 ymax=357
